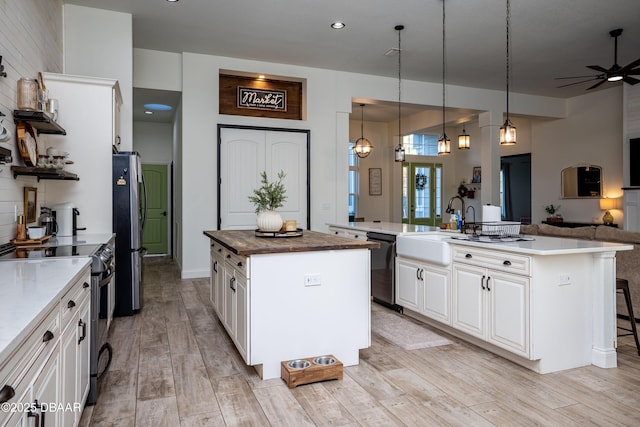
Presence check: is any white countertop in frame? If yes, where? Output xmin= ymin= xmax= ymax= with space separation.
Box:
xmin=0 ymin=258 xmax=91 ymax=362
xmin=16 ymin=233 xmax=115 ymax=248
xmin=444 ymin=234 xmax=633 ymax=255
xmin=327 ymin=221 xmax=444 ymax=235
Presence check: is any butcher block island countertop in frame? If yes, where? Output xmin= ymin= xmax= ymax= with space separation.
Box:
xmin=203 ymin=229 xmax=375 ymax=380
xmin=203 ymin=229 xmax=379 ymax=255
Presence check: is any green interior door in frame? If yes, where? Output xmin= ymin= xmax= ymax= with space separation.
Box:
xmin=142 ymin=164 xmax=168 ymax=255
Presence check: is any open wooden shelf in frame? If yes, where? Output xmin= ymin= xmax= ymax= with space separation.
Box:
xmin=13 ymin=110 xmax=66 ymax=135
xmin=11 ymin=166 xmax=79 ymax=181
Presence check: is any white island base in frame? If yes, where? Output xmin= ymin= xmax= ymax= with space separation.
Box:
xmin=206 ymin=230 xmax=374 ymax=380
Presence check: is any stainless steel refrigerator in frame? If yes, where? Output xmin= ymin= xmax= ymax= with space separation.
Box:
xmin=112 ymin=152 xmax=147 ymax=316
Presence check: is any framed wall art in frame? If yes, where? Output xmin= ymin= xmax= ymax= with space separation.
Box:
xmin=472 ymin=166 xmax=482 ymax=183
xmin=369 ymin=168 xmax=382 ymax=196
xmin=24 ymin=186 xmax=37 ymax=223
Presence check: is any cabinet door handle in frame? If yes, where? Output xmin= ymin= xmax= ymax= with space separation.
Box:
xmin=465 ymin=253 xmax=472 ymax=258
xmin=420 ymin=269 xmax=424 ymax=280
xmin=83 ymin=282 xmax=89 ymax=288
xmin=503 ymin=260 xmax=512 ymax=266
xmin=213 ymin=260 xmax=218 ymax=273
xmin=78 ymin=319 xmax=87 ymax=344
xmin=230 ymin=277 xmax=236 ymax=292
xmin=334 ymin=231 xmax=339 ymax=235
xmin=481 ymin=275 xmax=486 ymax=290
xmin=42 ymin=330 xmax=54 ymax=343
xmin=487 ymin=276 xmax=491 ymax=291
xmin=0 ymin=385 xmax=15 ymax=403
xmin=416 ymin=268 xmax=421 ymax=280
xmin=67 ymin=300 xmax=76 ymax=309
xmin=354 ymin=234 xmax=359 ymax=239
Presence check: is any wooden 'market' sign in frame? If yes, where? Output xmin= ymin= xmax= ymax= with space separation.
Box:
xmin=219 ymin=74 xmax=302 ymax=120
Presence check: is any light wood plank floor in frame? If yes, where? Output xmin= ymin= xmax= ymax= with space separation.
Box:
xmin=80 ymin=259 xmax=640 ymax=426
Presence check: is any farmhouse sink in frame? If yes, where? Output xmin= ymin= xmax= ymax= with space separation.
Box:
xmin=396 ymin=233 xmax=453 ymax=266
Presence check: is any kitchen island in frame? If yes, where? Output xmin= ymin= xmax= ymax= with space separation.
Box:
xmin=396 ymin=232 xmax=633 ymax=373
xmin=203 ymin=229 xmax=378 ymax=379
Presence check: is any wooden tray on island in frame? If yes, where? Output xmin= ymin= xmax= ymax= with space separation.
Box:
xmin=11 ymin=235 xmax=52 ymax=245
xmin=255 ymin=228 xmax=303 ymax=238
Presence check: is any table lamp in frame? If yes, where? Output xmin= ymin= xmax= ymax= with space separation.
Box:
xmin=600 ymin=198 xmax=616 ymax=225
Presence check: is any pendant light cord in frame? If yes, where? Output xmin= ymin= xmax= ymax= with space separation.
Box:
xmin=441 ymin=0 xmax=446 ymax=136
xmin=398 ymin=27 xmax=402 ymax=147
xmin=505 ymin=0 xmax=511 ymax=122
xmin=360 ymin=104 xmax=364 ymax=138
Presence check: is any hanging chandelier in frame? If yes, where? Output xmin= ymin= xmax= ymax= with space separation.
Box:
xmin=458 ymin=123 xmax=470 ymax=149
xmin=500 ymin=0 xmax=517 ymax=145
xmin=394 ymin=25 xmax=406 ymax=162
xmin=437 ymin=0 xmax=450 ymax=155
xmin=353 ymin=104 xmax=373 ymax=158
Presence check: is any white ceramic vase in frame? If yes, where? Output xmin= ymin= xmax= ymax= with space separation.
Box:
xmin=256 ymin=210 xmax=283 ymax=232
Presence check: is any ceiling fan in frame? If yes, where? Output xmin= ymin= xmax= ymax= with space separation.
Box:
xmin=556 ymin=28 xmax=640 ymax=90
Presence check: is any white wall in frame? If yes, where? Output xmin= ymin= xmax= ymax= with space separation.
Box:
xmin=532 ymin=86 xmax=623 ymax=224
xmin=63 ymin=4 xmax=133 ymax=151
xmin=133 ymin=49 xmax=182 ymax=92
xmin=0 ymin=0 xmax=63 ymax=242
xmin=133 ymin=121 xmax=173 ymax=163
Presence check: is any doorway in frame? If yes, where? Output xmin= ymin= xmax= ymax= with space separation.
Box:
xmin=501 ymin=153 xmax=531 ymax=222
xmin=402 ymin=162 xmax=443 ymax=226
xmin=142 ymin=164 xmax=169 ymax=255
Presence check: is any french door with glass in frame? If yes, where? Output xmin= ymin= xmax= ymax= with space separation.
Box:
xmin=402 ymin=162 xmax=443 ymax=226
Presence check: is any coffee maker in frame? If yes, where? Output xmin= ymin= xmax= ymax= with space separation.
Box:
xmin=38 ymin=207 xmax=58 ymax=236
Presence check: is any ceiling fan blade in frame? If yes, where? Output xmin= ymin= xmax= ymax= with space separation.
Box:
xmin=557 ymin=78 xmax=601 ymax=88
xmin=623 ymin=75 xmax=640 ymax=85
xmin=587 ymin=65 xmax=609 ymax=73
xmin=587 ymin=79 xmax=607 ymax=90
xmin=621 ymin=58 xmax=640 ymax=72
xmin=627 ymin=69 xmax=640 ymax=76
xmin=554 ymin=75 xmax=601 ymax=80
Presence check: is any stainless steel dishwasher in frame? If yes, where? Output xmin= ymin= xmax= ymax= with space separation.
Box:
xmin=367 ymin=232 xmax=402 ymax=311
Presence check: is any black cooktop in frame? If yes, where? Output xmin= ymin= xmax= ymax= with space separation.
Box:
xmin=0 ymin=243 xmax=101 ymax=260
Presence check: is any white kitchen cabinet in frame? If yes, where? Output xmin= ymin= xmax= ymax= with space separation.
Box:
xmin=209 ymin=241 xmax=226 ymax=316
xmin=328 ymin=226 xmax=367 ymax=241
xmin=452 ymin=247 xmax=530 ymax=357
xmin=0 ymin=265 xmax=91 ymax=427
xmin=43 ymin=73 xmax=123 ymax=234
xmin=396 ymin=256 xmax=450 ymax=323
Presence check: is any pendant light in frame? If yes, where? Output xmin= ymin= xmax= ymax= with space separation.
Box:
xmin=499 ymin=0 xmax=517 ymax=145
xmin=353 ymin=104 xmax=373 ymax=158
xmin=394 ymin=25 xmax=406 ymax=162
xmin=437 ymin=0 xmax=450 ymax=155
xmin=458 ymin=123 xmax=470 ymax=149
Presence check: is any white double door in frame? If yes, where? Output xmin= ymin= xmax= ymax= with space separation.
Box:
xmin=219 ymin=127 xmax=308 ymax=230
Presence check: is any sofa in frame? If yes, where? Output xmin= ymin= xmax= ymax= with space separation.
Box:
xmin=520 ymin=223 xmax=640 ymax=321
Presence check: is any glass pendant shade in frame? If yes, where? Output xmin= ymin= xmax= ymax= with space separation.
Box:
xmin=353 ymin=104 xmax=372 ymax=158
xmin=394 ymin=144 xmax=405 ymax=162
xmin=458 ymin=126 xmax=470 ymax=149
xmin=437 ymin=134 xmax=451 ymax=155
xmin=499 ymin=119 xmax=517 ymax=145
xmin=353 ymin=137 xmax=372 ymax=158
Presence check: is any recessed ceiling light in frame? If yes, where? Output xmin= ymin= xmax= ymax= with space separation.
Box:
xmin=144 ymin=111 xmax=153 ymax=115
xmin=166 ymin=0 xmax=179 ymax=3
xmin=331 ymin=21 xmax=345 ymax=29
xmin=258 ymin=75 xmax=266 ymax=79
xmin=143 ymin=103 xmax=173 ymax=111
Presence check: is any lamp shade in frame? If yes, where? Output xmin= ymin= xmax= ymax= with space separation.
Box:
xmin=600 ymin=198 xmax=616 ymax=211
xmin=458 ymin=132 xmax=470 ymax=150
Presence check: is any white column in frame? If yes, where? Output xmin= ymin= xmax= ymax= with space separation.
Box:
xmin=591 ymin=251 xmax=618 ymax=368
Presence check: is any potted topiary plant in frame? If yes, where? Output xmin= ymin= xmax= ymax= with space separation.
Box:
xmin=544 ymin=204 xmax=562 ymax=222
xmin=248 ymin=170 xmax=287 ymax=231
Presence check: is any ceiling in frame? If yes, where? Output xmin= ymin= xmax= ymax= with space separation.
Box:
xmin=64 ymin=0 xmax=640 ymax=124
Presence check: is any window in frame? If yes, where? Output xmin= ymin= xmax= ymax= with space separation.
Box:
xmin=348 ymin=141 xmax=358 ymax=218
xmin=403 ymin=134 xmax=440 ymax=156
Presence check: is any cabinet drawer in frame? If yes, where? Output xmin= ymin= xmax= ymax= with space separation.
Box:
xmin=60 ymin=274 xmax=91 ymax=329
xmin=452 ymin=246 xmax=531 ymax=276
xmin=0 ymin=305 xmax=59 ymax=408
xmin=225 ymin=252 xmax=249 ymax=278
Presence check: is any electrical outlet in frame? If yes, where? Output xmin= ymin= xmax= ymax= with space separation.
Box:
xmin=304 ymin=273 xmax=321 ymax=286
xmin=558 ymin=274 xmax=571 ymax=285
